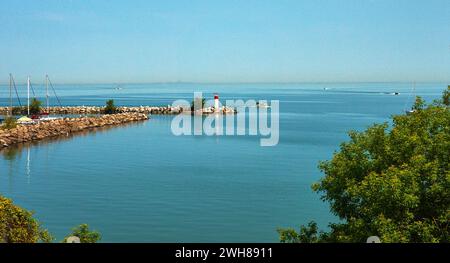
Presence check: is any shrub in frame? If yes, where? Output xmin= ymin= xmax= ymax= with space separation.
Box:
xmin=0 ymin=195 xmax=53 ymax=243
xmin=63 ymin=224 xmax=101 ymax=243
xmin=104 ymin=99 xmax=117 ymax=114
xmin=30 ymin=98 xmax=42 ymax=115
xmin=1 ymin=117 xmax=17 ymax=130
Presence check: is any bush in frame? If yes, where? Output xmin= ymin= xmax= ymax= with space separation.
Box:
xmin=279 ymin=88 xmax=450 ymax=243
xmin=1 ymin=117 xmax=17 ymax=130
xmin=0 ymin=195 xmax=53 ymax=243
xmin=63 ymin=224 xmax=101 ymax=243
xmin=30 ymin=98 xmax=42 ymax=115
xmin=0 ymin=194 xmax=101 ymax=243
xmin=191 ymin=97 xmax=206 ymax=111
xmin=104 ymin=99 xmax=117 ymax=114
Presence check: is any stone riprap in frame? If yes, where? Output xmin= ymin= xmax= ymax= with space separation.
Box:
xmin=0 ymin=106 xmax=237 ymax=115
xmin=0 ymin=113 xmax=149 ymax=148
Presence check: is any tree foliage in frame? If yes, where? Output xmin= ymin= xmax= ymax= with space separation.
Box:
xmin=1 ymin=117 xmax=17 ymax=130
xmin=0 ymin=195 xmax=53 ymax=243
xmin=30 ymin=98 xmax=42 ymax=115
xmin=191 ymin=97 xmax=206 ymax=111
xmin=279 ymin=87 xmax=450 ymax=243
xmin=63 ymin=224 xmax=101 ymax=243
xmin=0 ymin=195 xmax=100 ymax=243
xmin=104 ymin=99 xmax=117 ymax=114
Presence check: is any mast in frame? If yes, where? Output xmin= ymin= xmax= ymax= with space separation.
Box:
xmin=46 ymin=74 xmax=49 ymax=112
xmin=9 ymin=74 xmax=12 ymax=117
xmin=27 ymin=76 xmax=30 ymax=116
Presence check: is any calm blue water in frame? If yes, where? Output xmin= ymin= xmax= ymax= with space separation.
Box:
xmin=0 ymin=82 xmax=446 ymax=242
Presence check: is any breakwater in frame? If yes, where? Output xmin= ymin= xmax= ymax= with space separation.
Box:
xmin=0 ymin=113 xmax=149 ymax=148
xmin=0 ymin=106 xmax=181 ymax=115
xmin=0 ymin=105 xmax=236 ymax=115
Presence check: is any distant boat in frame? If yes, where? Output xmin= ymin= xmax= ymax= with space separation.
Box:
xmin=406 ymin=109 xmax=416 ymax=115
xmin=404 ymin=82 xmax=416 ymax=114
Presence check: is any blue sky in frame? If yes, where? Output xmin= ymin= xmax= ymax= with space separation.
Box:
xmin=0 ymin=0 xmax=449 ymax=83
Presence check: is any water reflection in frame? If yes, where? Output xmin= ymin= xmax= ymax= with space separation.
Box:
xmin=0 ymin=121 xmax=147 ymax=186
xmin=0 ymin=121 xmax=146 ymax=161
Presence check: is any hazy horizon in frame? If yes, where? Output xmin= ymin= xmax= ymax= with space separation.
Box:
xmin=1 ymin=0 xmax=449 ymax=83
xmin=1 ymin=80 xmax=449 ymax=86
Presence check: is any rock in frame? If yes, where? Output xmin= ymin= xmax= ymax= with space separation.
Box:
xmin=0 ymin=113 xmax=149 ymax=148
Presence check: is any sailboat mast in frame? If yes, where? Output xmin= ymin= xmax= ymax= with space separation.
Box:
xmin=27 ymin=76 xmax=30 ymax=116
xmin=9 ymin=74 xmax=12 ymax=117
xmin=46 ymin=74 xmax=49 ymax=112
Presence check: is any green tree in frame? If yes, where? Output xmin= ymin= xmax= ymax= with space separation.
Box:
xmin=191 ymin=97 xmax=206 ymax=111
xmin=279 ymin=88 xmax=450 ymax=243
xmin=63 ymin=224 xmax=101 ymax=243
xmin=29 ymin=98 xmax=42 ymax=115
xmin=104 ymin=99 xmax=117 ymax=114
xmin=0 ymin=195 xmax=53 ymax=243
xmin=0 ymin=194 xmax=101 ymax=243
xmin=1 ymin=116 xmax=17 ymax=130
xmin=443 ymin=85 xmax=449 ymax=106
xmin=278 ymin=221 xmax=327 ymax=243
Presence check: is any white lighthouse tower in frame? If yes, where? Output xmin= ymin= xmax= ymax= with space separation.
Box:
xmin=214 ymin=93 xmax=220 ymax=112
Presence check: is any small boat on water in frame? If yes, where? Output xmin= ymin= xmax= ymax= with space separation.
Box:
xmin=404 ymin=82 xmax=417 ymax=115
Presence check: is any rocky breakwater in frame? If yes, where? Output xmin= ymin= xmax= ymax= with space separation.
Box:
xmin=0 ymin=106 xmax=181 ymax=115
xmin=0 ymin=113 xmax=149 ymax=148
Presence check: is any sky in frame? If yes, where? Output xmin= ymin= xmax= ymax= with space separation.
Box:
xmin=0 ymin=0 xmax=449 ymax=84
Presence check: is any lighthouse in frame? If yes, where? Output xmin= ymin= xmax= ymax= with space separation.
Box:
xmin=214 ymin=93 xmax=220 ymax=112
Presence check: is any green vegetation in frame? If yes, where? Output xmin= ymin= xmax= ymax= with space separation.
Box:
xmin=63 ymin=224 xmax=101 ymax=243
xmin=104 ymin=99 xmax=117 ymax=114
xmin=0 ymin=195 xmax=53 ymax=242
xmin=0 ymin=195 xmax=100 ymax=243
xmin=191 ymin=97 xmax=206 ymax=111
xmin=29 ymin=98 xmax=42 ymax=115
xmin=1 ymin=117 xmax=17 ymax=130
xmin=278 ymin=87 xmax=450 ymax=243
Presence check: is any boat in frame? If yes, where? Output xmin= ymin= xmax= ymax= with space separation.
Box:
xmin=406 ymin=109 xmax=416 ymax=115
xmin=17 ymin=76 xmax=34 ymax=123
xmin=39 ymin=75 xmax=63 ymax=121
xmin=404 ymin=82 xmax=416 ymax=114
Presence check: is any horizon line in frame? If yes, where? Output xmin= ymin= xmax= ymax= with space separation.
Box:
xmin=0 ymin=80 xmax=449 ymax=86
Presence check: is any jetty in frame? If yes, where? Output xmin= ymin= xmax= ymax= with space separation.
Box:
xmin=0 ymin=105 xmax=237 ymax=115
xmin=0 ymin=113 xmax=148 ymax=148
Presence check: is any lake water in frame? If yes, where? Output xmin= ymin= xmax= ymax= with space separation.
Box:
xmin=0 ymin=82 xmax=446 ymax=242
